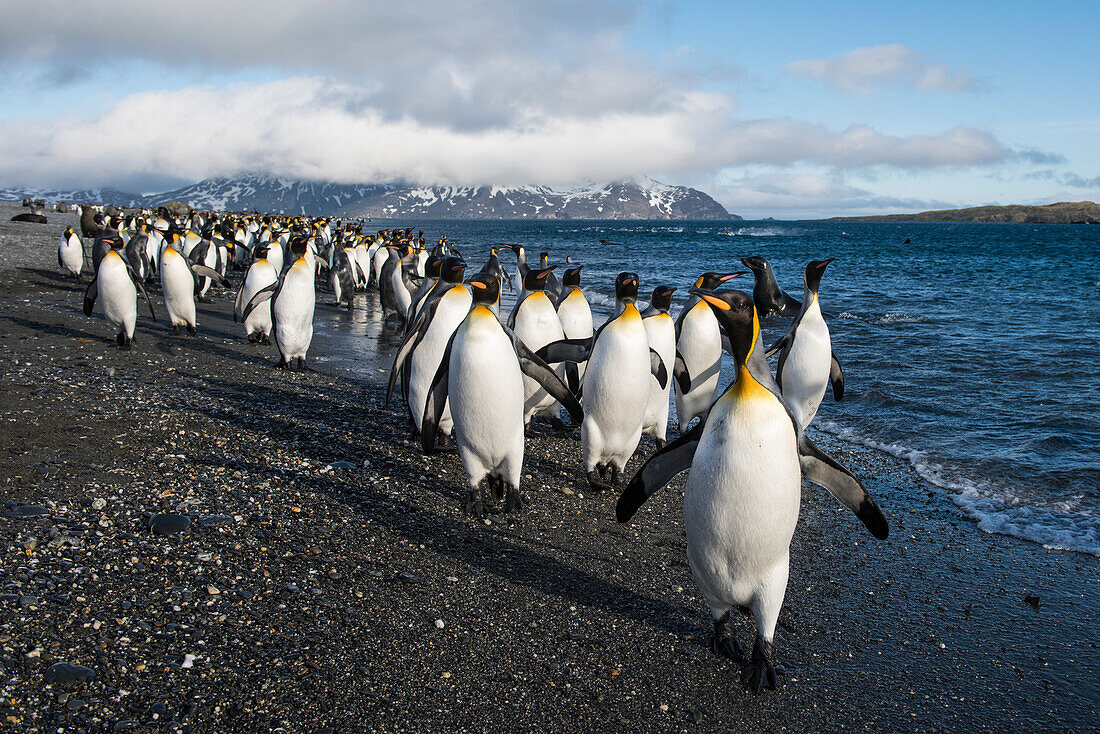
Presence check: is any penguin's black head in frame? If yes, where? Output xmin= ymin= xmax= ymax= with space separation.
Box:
xmin=649 ymin=285 xmax=676 ymax=312
xmin=289 ymin=236 xmax=309 ymax=258
xmin=505 ymin=243 xmax=524 ymax=258
xmin=562 ymin=265 xmax=583 ymax=287
xmin=441 ymin=256 xmax=466 ymax=284
xmin=694 ymin=271 xmax=746 ymax=290
xmin=804 ymin=258 xmax=834 ymax=293
xmin=539 ymin=252 xmax=550 ymax=268
xmin=468 ymin=272 xmax=500 ymax=306
xmin=425 ymin=254 xmax=446 ymax=279
xmin=741 ymin=255 xmax=768 ymax=272
xmin=690 ymin=288 xmax=757 ymax=365
xmin=93 ymin=213 xmax=104 ymax=225
xmin=615 ymin=272 xmax=640 ymax=304
xmin=253 ymin=245 xmax=270 ymax=260
xmin=523 ymin=266 xmax=556 ymax=291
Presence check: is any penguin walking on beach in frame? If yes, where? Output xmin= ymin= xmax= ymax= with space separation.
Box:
xmin=673 ymin=271 xmax=745 ymax=431
xmin=387 ymin=257 xmax=470 ymax=438
xmin=234 ymin=245 xmax=278 ymax=344
xmin=765 ymin=259 xmax=845 ymax=428
xmin=160 ymin=232 xmax=230 ymax=334
xmin=641 ymin=286 xmax=677 ymax=448
xmin=242 ymin=237 xmax=317 ymax=369
xmin=538 ymin=273 xmax=668 ymax=490
xmin=58 ymin=227 xmax=83 ymax=277
xmin=421 ymin=273 xmax=583 ymax=517
xmin=616 ymin=287 xmax=888 ymax=691
xmin=741 ymin=256 xmax=801 ymax=318
xmin=555 ymin=265 xmax=592 ymax=394
xmin=83 ymin=244 xmax=157 ymax=349
xmin=328 ymin=246 xmax=366 ymax=310
xmin=508 ymin=266 xmax=566 ymax=426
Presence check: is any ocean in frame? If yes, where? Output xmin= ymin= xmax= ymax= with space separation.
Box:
xmin=334 ymin=219 xmax=1100 ymax=556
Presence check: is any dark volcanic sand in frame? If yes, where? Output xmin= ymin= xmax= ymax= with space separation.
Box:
xmin=0 ymin=202 xmax=1096 ymax=733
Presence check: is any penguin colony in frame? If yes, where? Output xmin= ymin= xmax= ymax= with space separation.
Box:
xmin=62 ymin=208 xmax=888 ymax=692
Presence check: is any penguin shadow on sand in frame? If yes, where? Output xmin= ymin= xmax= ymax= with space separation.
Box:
xmin=19 ymin=266 xmax=87 ymax=290
xmin=3 ymin=314 xmax=103 ymax=344
xmin=177 ymin=374 xmax=709 ymax=642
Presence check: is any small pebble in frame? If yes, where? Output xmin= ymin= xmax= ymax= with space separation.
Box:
xmin=434 ymin=619 xmax=445 ymax=629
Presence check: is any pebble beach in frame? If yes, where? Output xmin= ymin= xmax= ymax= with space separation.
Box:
xmin=0 ymin=203 xmax=1096 ymax=733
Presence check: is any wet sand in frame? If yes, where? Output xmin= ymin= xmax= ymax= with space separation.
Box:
xmin=0 ymin=202 xmax=1096 ymax=732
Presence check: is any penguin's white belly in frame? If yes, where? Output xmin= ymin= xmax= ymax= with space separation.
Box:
xmin=514 ymin=296 xmax=565 ymax=418
xmin=558 ymin=292 xmax=593 ymax=382
xmin=643 ymin=315 xmax=676 ymax=438
xmin=355 ymin=247 xmax=371 ymax=285
xmin=60 ymin=238 xmax=83 ymax=274
xmin=160 ymin=253 xmax=196 ymax=326
xmin=449 ymin=319 xmax=525 ymax=480
xmin=242 ymin=263 xmax=276 ymax=335
xmin=684 ymin=391 xmax=800 ymax=607
xmin=675 ymin=305 xmax=722 ymax=427
xmin=98 ymin=259 xmax=137 ymax=335
xmin=266 ymin=244 xmax=284 ymax=274
xmin=274 ymin=271 xmax=315 ymax=359
xmin=390 ymin=269 xmax=411 ymax=317
xmin=410 ymin=289 xmax=472 ymax=433
xmin=371 ymin=248 xmax=387 ymax=285
xmin=582 ymin=315 xmax=649 ymax=467
xmin=783 ymin=308 xmax=831 ymax=428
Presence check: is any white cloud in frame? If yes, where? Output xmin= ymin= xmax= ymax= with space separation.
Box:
xmin=786 ymin=44 xmax=980 ymax=95
xmin=0 ymin=77 xmax=1013 ymax=189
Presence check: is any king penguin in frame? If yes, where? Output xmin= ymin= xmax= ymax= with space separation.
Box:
xmin=555 ymin=265 xmax=592 ymax=394
xmin=83 ymin=243 xmax=157 ymax=349
xmin=160 ymin=232 xmax=230 ymax=334
xmin=234 ymin=245 xmax=278 ymax=344
xmin=641 ymin=285 xmax=677 ymax=448
xmin=765 ymin=259 xmax=845 ymax=428
xmin=673 ymin=271 xmax=745 ymax=431
xmin=242 ymin=236 xmax=317 ymax=369
xmin=616 ymin=287 xmax=888 ymax=691
xmin=58 ymin=227 xmax=83 ymax=278
xmin=508 ymin=266 xmax=566 ymax=427
xmin=537 ymin=274 xmax=667 ymax=489
xmin=387 ymin=257 xmax=470 ymax=440
xmin=741 ymin=256 xmax=801 ymax=318
xmin=421 ymin=273 xmax=582 ymax=517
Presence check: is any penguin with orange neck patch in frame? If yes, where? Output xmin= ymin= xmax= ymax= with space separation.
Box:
xmin=536 ymin=273 xmax=668 ymax=490
xmin=617 ymin=288 xmax=887 ymax=692
xmin=421 ymin=273 xmax=582 ymax=517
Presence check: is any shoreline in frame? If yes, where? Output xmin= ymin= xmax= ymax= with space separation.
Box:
xmin=0 ymin=204 xmax=1095 ymax=732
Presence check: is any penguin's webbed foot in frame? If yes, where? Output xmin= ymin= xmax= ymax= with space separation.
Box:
xmin=260 ymin=334 xmax=271 ymax=345
xmin=711 ymin=611 xmax=744 ymax=661
xmin=741 ymin=637 xmax=777 ymax=692
xmin=502 ymin=484 xmax=524 ymax=513
xmin=586 ymin=469 xmax=607 ymax=493
xmin=186 ymin=324 xmax=197 ymax=336
xmin=464 ymin=481 xmax=490 ymax=519
xmin=654 ymin=437 xmax=667 ymax=450
xmin=610 ymin=466 xmax=623 ymax=488
xmin=247 ymin=332 xmax=259 ymax=344
xmin=172 ymin=324 xmax=180 ymax=335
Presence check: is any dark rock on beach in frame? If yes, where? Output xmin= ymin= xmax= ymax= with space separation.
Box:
xmin=148 ymin=512 xmax=191 ymax=535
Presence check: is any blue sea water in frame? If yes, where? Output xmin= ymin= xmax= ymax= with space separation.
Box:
xmin=355 ymin=219 xmax=1100 ymax=555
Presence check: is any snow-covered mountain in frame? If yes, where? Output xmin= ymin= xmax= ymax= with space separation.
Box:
xmin=0 ymin=175 xmax=739 ymax=220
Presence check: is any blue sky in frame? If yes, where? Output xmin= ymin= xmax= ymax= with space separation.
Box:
xmin=0 ymin=0 xmax=1096 ymax=217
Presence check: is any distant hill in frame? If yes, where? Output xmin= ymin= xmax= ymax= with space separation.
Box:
xmin=0 ymin=175 xmax=739 ymax=221
xmin=825 ymin=201 xmax=1100 ymax=224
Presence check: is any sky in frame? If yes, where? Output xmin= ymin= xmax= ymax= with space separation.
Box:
xmin=0 ymin=0 xmax=1097 ymax=218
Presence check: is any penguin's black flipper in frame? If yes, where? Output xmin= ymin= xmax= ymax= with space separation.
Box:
xmin=765 ymin=331 xmax=792 ymax=359
xmin=617 ymin=421 xmax=705 ymax=523
xmin=649 ymin=348 xmax=668 ymax=389
xmin=191 ymin=264 xmax=230 ymax=288
xmin=126 ymin=263 xmax=157 ymax=322
xmin=421 ymin=339 xmax=454 ymax=455
xmin=355 ymin=262 xmax=368 ymax=287
xmin=387 ymin=304 xmax=434 ymax=404
xmin=57 ymin=248 xmax=64 ymax=268
xmin=242 ymin=282 xmax=279 ymax=321
xmin=673 ymin=351 xmax=691 ymax=394
xmin=83 ymin=278 xmax=98 ymax=316
xmin=535 ymin=338 xmax=593 ymax=364
xmin=507 ymin=328 xmax=583 ymax=424
xmin=829 ymin=351 xmax=844 ymax=402
xmin=506 ymin=296 xmax=523 ymax=330
xmin=233 ymin=281 xmax=246 ymax=322
xmin=797 ymin=433 xmax=888 ymax=540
